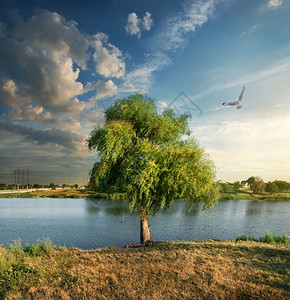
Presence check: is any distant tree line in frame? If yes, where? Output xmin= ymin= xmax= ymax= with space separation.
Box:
xmin=219 ymin=177 xmax=290 ymax=194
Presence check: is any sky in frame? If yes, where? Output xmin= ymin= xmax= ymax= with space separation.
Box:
xmin=0 ymin=0 xmax=289 ymax=185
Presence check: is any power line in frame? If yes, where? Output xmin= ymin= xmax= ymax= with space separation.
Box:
xmin=12 ymin=168 xmax=33 ymax=190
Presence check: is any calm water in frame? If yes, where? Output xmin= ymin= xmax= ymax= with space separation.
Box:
xmin=0 ymin=198 xmax=289 ymax=249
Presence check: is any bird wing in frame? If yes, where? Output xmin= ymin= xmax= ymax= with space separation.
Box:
xmin=223 ymin=100 xmax=239 ymax=106
xmin=238 ymin=86 xmax=245 ymax=101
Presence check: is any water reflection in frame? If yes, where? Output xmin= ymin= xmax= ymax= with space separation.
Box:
xmin=105 ymin=206 xmax=130 ymax=216
xmin=0 ymin=198 xmax=289 ymax=249
xmin=245 ymin=208 xmax=262 ymax=215
xmin=86 ymin=207 xmax=100 ymax=214
xmin=183 ymin=203 xmax=203 ymax=216
xmin=244 ymin=200 xmax=265 ymax=216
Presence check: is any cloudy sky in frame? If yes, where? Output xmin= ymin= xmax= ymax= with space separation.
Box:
xmin=0 ymin=0 xmax=289 ymax=185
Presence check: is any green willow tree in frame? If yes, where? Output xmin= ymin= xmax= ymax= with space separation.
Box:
xmin=87 ymin=94 xmax=219 ymax=243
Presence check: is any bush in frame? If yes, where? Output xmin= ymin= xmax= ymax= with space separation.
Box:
xmin=236 ymin=232 xmax=289 ymax=244
xmin=265 ymin=182 xmax=279 ymax=194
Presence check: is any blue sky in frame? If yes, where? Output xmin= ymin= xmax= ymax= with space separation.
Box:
xmin=0 ymin=0 xmax=289 ymax=185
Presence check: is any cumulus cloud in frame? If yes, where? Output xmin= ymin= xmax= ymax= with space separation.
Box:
xmin=125 ymin=11 xmax=154 ymax=38
xmin=0 ymin=11 xmax=86 ymax=115
xmin=95 ymin=80 xmax=118 ymax=100
xmin=143 ymin=12 xmax=154 ymax=31
xmin=267 ymin=0 xmax=283 ymax=8
xmin=0 ymin=10 xmax=126 ymax=117
xmin=14 ymin=10 xmax=89 ymax=68
xmin=0 ymin=9 xmax=128 ymax=156
xmin=92 ymin=33 xmax=125 ymax=78
xmin=125 ymin=12 xmax=141 ymax=38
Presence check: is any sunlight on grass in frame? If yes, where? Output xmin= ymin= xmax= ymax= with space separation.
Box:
xmin=1 ymin=239 xmax=289 ymax=299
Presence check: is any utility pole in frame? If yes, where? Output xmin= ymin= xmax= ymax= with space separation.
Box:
xmin=22 ymin=170 xmax=24 ymax=189
xmin=13 ymin=168 xmax=33 ymax=191
xmin=17 ymin=168 xmax=20 ymax=191
xmin=26 ymin=167 xmax=31 ymax=190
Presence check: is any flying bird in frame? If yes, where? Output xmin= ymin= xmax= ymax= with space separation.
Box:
xmin=222 ymin=86 xmax=245 ymax=109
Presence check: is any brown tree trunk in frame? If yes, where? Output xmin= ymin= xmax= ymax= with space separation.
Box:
xmin=140 ymin=217 xmax=151 ymax=243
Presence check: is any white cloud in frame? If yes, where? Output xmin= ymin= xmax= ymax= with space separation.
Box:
xmin=267 ymin=0 xmax=283 ymax=8
xmin=154 ymin=0 xmax=214 ymax=53
xmin=0 ymin=11 xmax=86 ymax=116
xmin=157 ymin=101 xmax=168 ymax=109
xmin=142 ymin=12 xmax=154 ymax=31
xmin=92 ymin=33 xmax=125 ymax=78
xmin=125 ymin=11 xmax=154 ymax=38
xmin=125 ymin=12 xmax=141 ymax=38
xmin=0 ymin=10 xmax=126 ymax=122
xmin=218 ymin=121 xmax=251 ymax=135
xmin=0 ymin=10 xmax=122 ymax=154
xmin=14 ymin=10 xmax=89 ymax=69
xmin=95 ymin=80 xmax=118 ymax=100
xmin=124 ymin=1 xmax=216 ymax=92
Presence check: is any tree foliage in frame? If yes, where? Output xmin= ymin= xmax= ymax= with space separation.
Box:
xmin=273 ymin=180 xmax=290 ymax=191
xmin=87 ymin=95 xmax=219 ymax=241
xmin=233 ymin=181 xmax=242 ymax=192
xmin=246 ymin=176 xmax=256 ymax=186
xmin=219 ymin=183 xmax=233 ymax=193
xmin=249 ymin=177 xmax=265 ymax=194
xmin=265 ymin=182 xmax=279 ymax=194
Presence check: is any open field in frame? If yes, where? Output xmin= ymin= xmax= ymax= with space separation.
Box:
xmin=0 ymin=240 xmax=289 ymax=299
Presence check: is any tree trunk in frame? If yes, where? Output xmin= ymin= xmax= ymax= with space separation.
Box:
xmin=140 ymin=217 xmax=151 ymax=243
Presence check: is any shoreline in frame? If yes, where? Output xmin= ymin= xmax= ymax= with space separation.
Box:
xmin=0 ymin=188 xmax=289 ymax=201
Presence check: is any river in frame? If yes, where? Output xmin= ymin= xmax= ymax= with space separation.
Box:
xmin=0 ymin=198 xmax=289 ymax=249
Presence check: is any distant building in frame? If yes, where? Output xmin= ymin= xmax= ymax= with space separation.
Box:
xmin=241 ymin=181 xmax=249 ymax=187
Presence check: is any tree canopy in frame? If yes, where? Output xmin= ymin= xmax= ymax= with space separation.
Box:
xmin=87 ymin=94 xmax=219 ymax=243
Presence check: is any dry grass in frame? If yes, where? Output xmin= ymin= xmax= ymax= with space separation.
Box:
xmin=1 ymin=240 xmax=289 ymax=299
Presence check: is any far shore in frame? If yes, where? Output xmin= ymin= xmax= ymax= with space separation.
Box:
xmin=0 ymin=187 xmax=290 ymax=201
xmin=0 ymin=187 xmax=64 ymax=194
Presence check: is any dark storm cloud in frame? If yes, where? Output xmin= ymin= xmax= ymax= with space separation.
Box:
xmin=0 ymin=119 xmax=83 ymax=151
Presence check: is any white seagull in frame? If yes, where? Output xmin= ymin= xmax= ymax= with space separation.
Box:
xmin=222 ymin=86 xmax=245 ymax=109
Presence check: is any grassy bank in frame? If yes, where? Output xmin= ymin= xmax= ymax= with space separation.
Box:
xmin=220 ymin=190 xmax=290 ymax=201
xmin=1 ymin=239 xmax=289 ymax=299
xmin=1 ymin=188 xmax=290 ymax=201
xmin=0 ymin=189 xmax=127 ymax=200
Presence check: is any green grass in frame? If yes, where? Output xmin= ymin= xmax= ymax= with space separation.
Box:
xmin=0 ymin=193 xmax=38 ymax=198
xmin=1 ymin=187 xmax=290 ymax=201
xmin=236 ymin=232 xmax=289 ymax=244
xmin=0 ymin=189 xmax=126 ymax=200
xmin=220 ymin=189 xmax=290 ymax=201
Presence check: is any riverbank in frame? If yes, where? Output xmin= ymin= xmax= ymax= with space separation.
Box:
xmin=0 ymin=240 xmax=289 ymax=299
xmin=219 ymin=190 xmax=290 ymax=201
xmin=0 ymin=188 xmax=91 ymax=198
xmin=1 ymin=187 xmax=290 ymax=201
